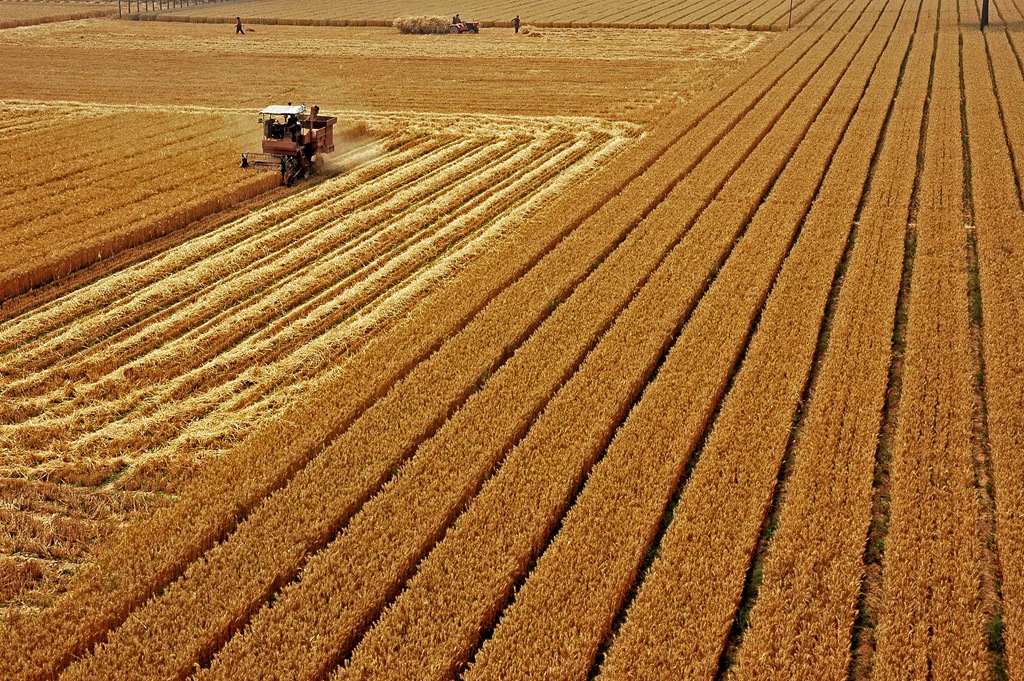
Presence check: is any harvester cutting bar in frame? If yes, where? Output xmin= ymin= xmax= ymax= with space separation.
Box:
xmin=240 ymin=152 xmax=283 ymax=169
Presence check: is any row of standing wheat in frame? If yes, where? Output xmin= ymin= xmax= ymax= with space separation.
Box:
xmin=961 ymin=4 xmax=1024 ymax=675
xmin=595 ymin=0 xmax=898 ymax=674
xmin=870 ymin=20 xmax=990 ymax=677
xmin=0 ymin=7 xmax=114 ymax=29
xmin=468 ymin=0 xmax=907 ymax=674
xmin=324 ymin=0 xmax=877 ymax=674
xmin=732 ymin=1 xmax=931 ymax=674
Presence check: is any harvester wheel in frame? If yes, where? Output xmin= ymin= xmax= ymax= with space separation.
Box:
xmin=281 ymin=156 xmax=301 ymax=186
xmin=448 ymin=25 xmax=459 ymax=32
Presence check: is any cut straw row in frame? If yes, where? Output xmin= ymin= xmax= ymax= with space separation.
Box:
xmin=0 ymin=135 xmax=462 ymax=376
xmin=7 ymin=136 xmax=528 ymax=444
xmin=5 ymin=130 xmax=617 ymax=482
xmin=0 ymin=134 xmax=430 ymax=357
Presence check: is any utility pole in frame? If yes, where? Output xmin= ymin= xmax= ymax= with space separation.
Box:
xmin=981 ymin=0 xmax=989 ymax=27
xmin=789 ymin=0 xmax=794 ymax=27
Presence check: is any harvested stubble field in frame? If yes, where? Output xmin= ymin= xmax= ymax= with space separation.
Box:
xmin=155 ymin=0 xmax=820 ymax=31
xmin=0 ymin=2 xmax=114 ymax=29
xmin=4 ymin=0 xmax=1024 ymax=678
xmin=0 ymin=21 xmax=765 ymax=123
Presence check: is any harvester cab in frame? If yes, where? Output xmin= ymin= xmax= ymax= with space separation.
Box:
xmin=240 ymin=104 xmax=338 ymax=185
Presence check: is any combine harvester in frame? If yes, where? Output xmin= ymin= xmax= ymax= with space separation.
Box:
xmin=241 ymin=104 xmax=337 ymax=185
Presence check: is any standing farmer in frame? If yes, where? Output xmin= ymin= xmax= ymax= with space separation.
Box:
xmin=235 ymin=16 xmax=244 ymax=34
xmin=512 ymin=14 xmax=520 ymax=32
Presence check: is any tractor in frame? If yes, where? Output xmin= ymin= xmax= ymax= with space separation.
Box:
xmin=240 ymin=104 xmax=338 ymax=185
xmin=448 ymin=20 xmax=480 ymax=32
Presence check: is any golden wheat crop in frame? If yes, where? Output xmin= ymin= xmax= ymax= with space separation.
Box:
xmin=962 ymin=23 xmax=1024 ymax=679
xmin=869 ymin=26 xmax=989 ymax=679
xmin=591 ymin=7 xmax=905 ymax=678
xmin=731 ymin=6 xmax=930 ymax=676
xmin=195 ymin=30 xmax=816 ymax=676
xmin=0 ymin=104 xmax=649 ymax=679
xmin=331 ymin=3 xmax=887 ymax=675
xmin=4 ymin=0 xmax=1023 ymax=678
xmin=469 ymin=1 xmax=909 ymax=675
xmin=78 ymin=113 xmax=716 ymax=680
xmin=56 ymin=119 xmax=635 ymax=681
xmin=0 ymin=10 xmax=761 ymax=624
xmin=0 ymin=12 xmax=771 ymax=674
xmin=0 ymin=110 xmax=634 ymax=639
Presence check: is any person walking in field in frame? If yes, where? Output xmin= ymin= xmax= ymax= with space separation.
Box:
xmin=512 ymin=14 xmax=520 ymax=32
xmin=235 ymin=17 xmax=244 ymax=34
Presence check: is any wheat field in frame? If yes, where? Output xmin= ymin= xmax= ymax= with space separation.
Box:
xmin=3 ymin=0 xmax=1024 ymax=678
